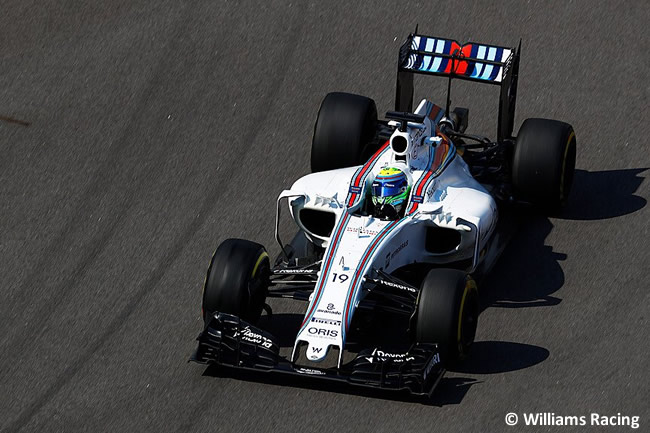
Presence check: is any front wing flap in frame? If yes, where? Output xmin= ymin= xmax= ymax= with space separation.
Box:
xmin=191 ymin=313 xmax=445 ymax=396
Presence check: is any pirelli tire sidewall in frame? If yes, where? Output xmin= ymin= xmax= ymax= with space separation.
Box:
xmin=202 ymin=238 xmax=270 ymax=325
xmin=415 ymin=269 xmax=479 ymax=368
xmin=513 ymin=118 xmax=577 ymax=211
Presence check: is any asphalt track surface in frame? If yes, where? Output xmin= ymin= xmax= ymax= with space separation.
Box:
xmin=1 ymin=1 xmax=649 ymax=432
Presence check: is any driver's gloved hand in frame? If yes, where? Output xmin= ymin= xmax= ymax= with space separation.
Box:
xmin=375 ymin=203 xmax=399 ymax=220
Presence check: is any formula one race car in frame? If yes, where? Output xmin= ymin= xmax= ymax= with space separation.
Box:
xmin=190 ymin=31 xmax=577 ymax=397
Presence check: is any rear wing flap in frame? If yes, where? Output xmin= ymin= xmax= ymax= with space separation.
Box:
xmin=396 ymin=33 xmax=521 ymax=141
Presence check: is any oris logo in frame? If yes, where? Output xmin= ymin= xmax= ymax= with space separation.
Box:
xmin=308 ymin=327 xmax=339 ymax=338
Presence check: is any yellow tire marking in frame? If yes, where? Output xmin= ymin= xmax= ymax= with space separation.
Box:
xmin=458 ymin=277 xmax=477 ymax=344
xmin=251 ymin=252 xmax=269 ymax=278
xmin=559 ymin=130 xmax=575 ymax=200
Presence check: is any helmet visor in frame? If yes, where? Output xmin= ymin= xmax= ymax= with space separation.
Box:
xmin=372 ymin=181 xmax=403 ymax=198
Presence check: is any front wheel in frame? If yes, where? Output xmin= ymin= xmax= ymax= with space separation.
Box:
xmin=415 ymin=269 xmax=479 ymax=368
xmin=202 ymin=239 xmax=270 ymax=325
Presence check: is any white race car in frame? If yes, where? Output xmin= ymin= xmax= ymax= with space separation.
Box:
xmin=191 ymin=31 xmax=577 ymax=397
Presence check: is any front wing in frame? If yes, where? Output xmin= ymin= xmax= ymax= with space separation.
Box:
xmin=190 ymin=313 xmax=445 ymax=397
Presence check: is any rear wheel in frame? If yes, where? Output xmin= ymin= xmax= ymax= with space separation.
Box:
xmin=512 ymin=118 xmax=577 ymax=211
xmin=202 ymin=239 xmax=270 ymax=325
xmin=311 ymin=92 xmax=378 ymax=172
xmin=415 ymin=269 xmax=479 ymax=367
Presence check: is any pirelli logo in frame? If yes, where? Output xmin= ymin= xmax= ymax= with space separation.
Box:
xmin=311 ymin=317 xmax=342 ymax=326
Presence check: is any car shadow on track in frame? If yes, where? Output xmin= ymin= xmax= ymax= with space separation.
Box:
xmin=482 ymin=214 xmax=565 ymax=310
xmin=482 ymin=168 xmax=647 ymax=310
xmin=432 ymin=341 xmax=550 ymax=405
xmin=444 ymin=168 xmax=646 ymax=403
xmin=562 ymin=168 xmax=647 ymax=220
xmin=454 ymin=341 xmax=550 ymax=375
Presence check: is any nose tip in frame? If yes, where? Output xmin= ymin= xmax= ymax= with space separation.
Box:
xmin=306 ymin=343 xmax=329 ymax=361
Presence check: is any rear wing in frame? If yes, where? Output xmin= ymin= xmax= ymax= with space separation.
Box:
xmin=396 ymin=33 xmax=521 ymax=141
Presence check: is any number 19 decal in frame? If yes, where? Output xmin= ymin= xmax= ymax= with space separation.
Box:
xmin=332 ymin=273 xmax=349 ymax=283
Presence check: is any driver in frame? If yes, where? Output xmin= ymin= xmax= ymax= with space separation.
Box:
xmin=370 ymin=167 xmax=411 ymax=220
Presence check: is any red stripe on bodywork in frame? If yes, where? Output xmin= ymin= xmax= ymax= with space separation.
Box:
xmin=428 ymin=105 xmax=441 ymax=121
xmin=343 ymin=220 xmax=399 ymax=326
xmin=418 ymin=133 xmax=450 ymax=197
xmin=406 ymin=133 xmax=451 ymax=215
xmin=347 ymin=141 xmax=390 ymax=206
xmin=300 ymin=212 xmax=350 ymax=327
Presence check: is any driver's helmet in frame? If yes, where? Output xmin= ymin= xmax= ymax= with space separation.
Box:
xmin=371 ymin=167 xmax=410 ymax=219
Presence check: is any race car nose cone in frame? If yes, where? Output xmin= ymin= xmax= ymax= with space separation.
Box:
xmin=306 ymin=343 xmax=329 ymax=361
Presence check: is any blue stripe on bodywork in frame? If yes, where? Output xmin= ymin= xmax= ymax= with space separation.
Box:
xmin=341 ymin=218 xmax=407 ymax=340
xmin=298 ymin=212 xmax=351 ymax=334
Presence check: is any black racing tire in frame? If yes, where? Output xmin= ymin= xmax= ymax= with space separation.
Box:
xmin=415 ymin=269 xmax=479 ymax=368
xmin=202 ymin=239 xmax=270 ymax=325
xmin=512 ymin=118 xmax=577 ymax=211
xmin=311 ymin=92 xmax=378 ymax=172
